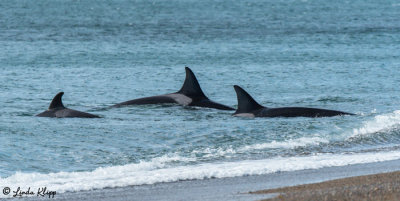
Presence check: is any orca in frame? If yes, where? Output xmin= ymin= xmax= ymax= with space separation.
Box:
xmin=112 ymin=67 xmax=234 ymax=110
xmin=36 ymin=92 xmax=100 ymax=118
xmin=233 ymin=85 xmax=354 ymax=118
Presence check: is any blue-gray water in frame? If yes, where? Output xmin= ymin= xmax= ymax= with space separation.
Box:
xmin=1 ymin=0 xmax=400 ymax=194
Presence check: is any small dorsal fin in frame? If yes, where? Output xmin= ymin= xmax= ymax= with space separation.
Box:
xmin=177 ymin=67 xmax=207 ymax=98
xmin=233 ymin=85 xmax=264 ymax=113
xmin=49 ymin=92 xmax=65 ymax=109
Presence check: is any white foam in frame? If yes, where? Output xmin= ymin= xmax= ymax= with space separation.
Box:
xmin=351 ymin=110 xmax=400 ymax=138
xmin=2 ymin=150 xmax=400 ymax=197
xmin=192 ymin=147 xmax=237 ymax=158
xmin=189 ymin=136 xmax=327 ymax=159
xmin=239 ymin=137 xmax=328 ymax=151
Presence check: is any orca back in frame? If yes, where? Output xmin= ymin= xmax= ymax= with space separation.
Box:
xmin=259 ymin=107 xmax=354 ymax=117
xmin=37 ymin=92 xmax=100 ymax=118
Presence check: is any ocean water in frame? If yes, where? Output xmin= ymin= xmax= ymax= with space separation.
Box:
xmin=1 ymin=0 xmax=400 ymax=196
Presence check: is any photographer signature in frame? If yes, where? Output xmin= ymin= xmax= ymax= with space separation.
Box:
xmin=12 ymin=187 xmax=56 ymax=198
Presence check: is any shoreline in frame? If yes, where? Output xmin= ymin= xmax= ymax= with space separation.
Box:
xmin=252 ymin=170 xmax=400 ymax=201
xmin=4 ymin=159 xmax=400 ymax=201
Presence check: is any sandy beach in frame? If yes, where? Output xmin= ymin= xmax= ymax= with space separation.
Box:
xmin=253 ymin=171 xmax=400 ymax=201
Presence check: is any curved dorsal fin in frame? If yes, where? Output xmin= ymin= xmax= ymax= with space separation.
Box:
xmin=177 ymin=67 xmax=207 ymax=98
xmin=49 ymin=92 xmax=65 ymax=109
xmin=233 ymin=85 xmax=264 ymax=113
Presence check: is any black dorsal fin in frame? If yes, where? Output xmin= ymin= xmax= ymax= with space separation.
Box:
xmin=49 ymin=92 xmax=65 ymax=109
xmin=177 ymin=67 xmax=207 ymax=98
xmin=233 ymin=85 xmax=264 ymax=113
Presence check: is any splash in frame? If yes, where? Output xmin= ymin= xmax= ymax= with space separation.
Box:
xmin=2 ymin=150 xmax=400 ymax=197
xmin=351 ymin=110 xmax=400 ymax=138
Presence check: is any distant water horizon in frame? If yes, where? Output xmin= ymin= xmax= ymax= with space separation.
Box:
xmin=1 ymin=0 xmax=400 ymax=196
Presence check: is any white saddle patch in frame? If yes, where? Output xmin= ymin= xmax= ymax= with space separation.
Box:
xmin=166 ymin=93 xmax=192 ymax=106
xmin=55 ymin=109 xmax=68 ymax=117
xmin=233 ymin=113 xmax=255 ymax=118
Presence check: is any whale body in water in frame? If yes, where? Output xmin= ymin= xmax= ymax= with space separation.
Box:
xmin=233 ymin=85 xmax=354 ymax=118
xmin=113 ymin=67 xmax=234 ymax=111
xmin=36 ymin=92 xmax=100 ymax=118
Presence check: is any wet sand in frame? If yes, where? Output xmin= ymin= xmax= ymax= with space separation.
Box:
xmin=252 ymin=171 xmax=400 ymax=201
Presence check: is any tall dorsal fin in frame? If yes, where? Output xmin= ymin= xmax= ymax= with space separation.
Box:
xmin=177 ymin=67 xmax=207 ymax=98
xmin=49 ymin=92 xmax=65 ymax=109
xmin=233 ymin=85 xmax=264 ymax=113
